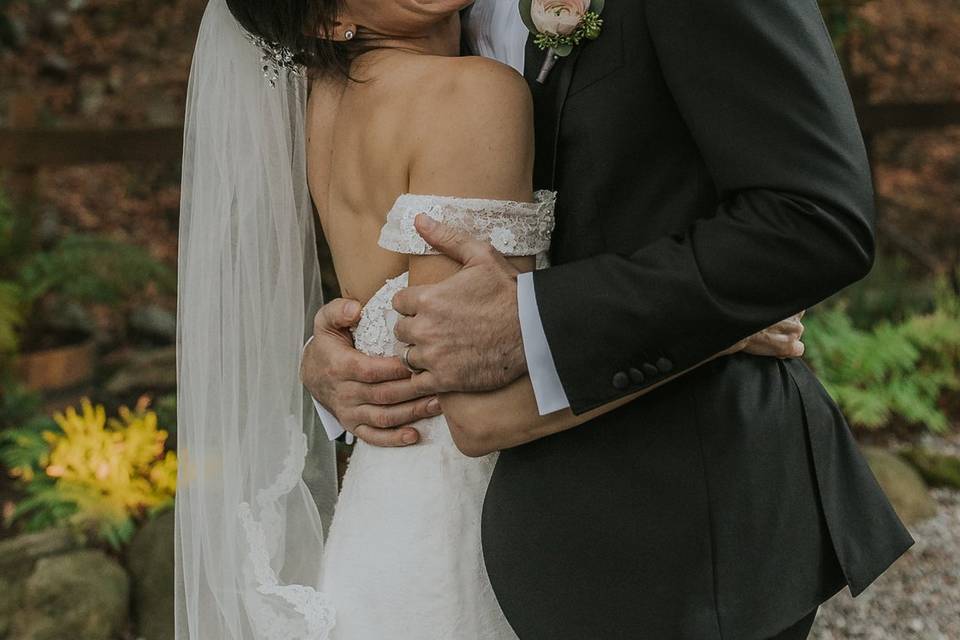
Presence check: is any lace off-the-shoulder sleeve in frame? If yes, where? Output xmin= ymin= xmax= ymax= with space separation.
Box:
xmin=378 ymin=190 xmax=556 ymax=258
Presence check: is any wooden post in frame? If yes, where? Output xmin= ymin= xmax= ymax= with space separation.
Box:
xmin=6 ymin=94 xmax=40 ymax=233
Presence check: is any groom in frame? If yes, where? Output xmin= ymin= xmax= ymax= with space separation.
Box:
xmin=302 ymin=0 xmax=912 ymax=638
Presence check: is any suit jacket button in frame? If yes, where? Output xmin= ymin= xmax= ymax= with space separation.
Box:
xmin=628 ymin=368 xmax=645 ymax=384
xmin=612 ymin=372 xmax=630 ymax=390
xmin=656 ymin=357 xmax=674 ymax=373
xmin=642 ymin=363 xmax=659 ymax=378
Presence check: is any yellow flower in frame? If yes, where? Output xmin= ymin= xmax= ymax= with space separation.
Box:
xmin=43 ymin=398 xmax=177 ymax=527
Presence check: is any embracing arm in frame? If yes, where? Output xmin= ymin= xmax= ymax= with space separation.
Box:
xmin=535 ymin=0 xmax=876 ymax=414
xmin=401 ymin=51 xmax=809 ymax=455
xmin=411 ymin=226 xmax=803 ymax=456
xmin=440 ymin=330 xmax=733 ymax=457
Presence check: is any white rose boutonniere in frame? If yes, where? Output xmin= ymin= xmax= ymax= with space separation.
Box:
xmin=520 ymin=0 xmax=605 ymax=83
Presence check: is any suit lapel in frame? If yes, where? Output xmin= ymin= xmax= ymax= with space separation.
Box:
xmin=548 ymin=47 xmax=582 ymax=189
xmin=525 ymin=39 xmax=583 ymax=190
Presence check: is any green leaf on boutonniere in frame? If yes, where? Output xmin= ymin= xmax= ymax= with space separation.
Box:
xmin=523 ymin=0 xmax=606 ymax=80
xmin=531 ymin=12 xmax=604 ymax=55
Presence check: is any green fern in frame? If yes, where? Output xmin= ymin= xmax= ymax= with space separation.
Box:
xmin=10 ymin=480 xmax=80 ymax=532
xmin=17 ymin=235 xmax=175 ymax=306
xmin=0 ymin=413 xmax=59 ymax=479
xmin=805 ymin=286 xmax=960 ymax=432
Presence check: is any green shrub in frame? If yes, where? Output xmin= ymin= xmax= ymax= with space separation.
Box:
xmin=16 ymin=235 xmax=174 ymax=307
xmin=804 ymin=285 xmax=960 ymax=432
xmin=0 ymin=188 xmax=174 ymax=361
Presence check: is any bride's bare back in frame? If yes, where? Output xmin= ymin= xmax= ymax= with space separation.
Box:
xmin=305 ymin=50 xmax=534 ymax=304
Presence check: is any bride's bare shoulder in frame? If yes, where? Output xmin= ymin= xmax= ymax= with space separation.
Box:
xmin=404 ymin=56 xmax=534 ymax=197
xmin=414 ymin=55 xmax=532 ymax=122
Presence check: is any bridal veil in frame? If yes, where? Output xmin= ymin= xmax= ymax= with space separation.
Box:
xmin=175 ymin=0 xmax=338 ymax=637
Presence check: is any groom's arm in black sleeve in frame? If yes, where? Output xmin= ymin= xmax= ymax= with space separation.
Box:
xmin=533 ymin=0 xmax=875 ymax=414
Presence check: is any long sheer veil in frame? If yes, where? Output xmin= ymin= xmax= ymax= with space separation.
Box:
xmin=175 ymin=0 xmax=338 ymax=637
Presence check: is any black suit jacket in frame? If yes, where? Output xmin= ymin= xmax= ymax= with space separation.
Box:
xmin=480 ymin=1 xmax=912 ymax=638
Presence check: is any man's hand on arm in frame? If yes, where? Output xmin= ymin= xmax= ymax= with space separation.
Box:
xmin=390 ymin=214 xmax=810 ymax=455
xmin=301 ymin=298 xmax=444 ymax=447
xmin=391 ymin=215 xmax=528 ymax=394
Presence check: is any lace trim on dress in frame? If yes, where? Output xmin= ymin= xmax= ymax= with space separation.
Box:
xmin=378 ymin=191 xmax=557 ymax=257
xmin=238 ymin=416 xmax=337 ymax=640
xmin=352 ymin=273 xmax=409 ymax=358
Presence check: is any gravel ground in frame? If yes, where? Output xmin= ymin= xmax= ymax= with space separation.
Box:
xmin=810 ymin=489 xmax=960 ymax=640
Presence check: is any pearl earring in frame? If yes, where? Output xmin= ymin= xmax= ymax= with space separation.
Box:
xmin=344 ymin=30 xmax=355 ymax=41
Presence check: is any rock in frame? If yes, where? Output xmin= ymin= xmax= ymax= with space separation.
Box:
xmin=105 ymin=346 xmax=177 ymax=396
xmin=0 ymin=529 xmax=86 ymax=637
xmin=127 ymin=510 xmax=175 ymax=640
xmin=0 ymin=574 xmax=14 ymax=637
xmin=0 ymin=528 xmax=85 ymax=573
xmin=863 ymin=446 xmax=937 ymax=525
xmin=900 ymin=447 xmax=960 ymax=490
xmin=12 ymin=549 xmax=130 ymax=640
xmin=128 ymin=305 xmax=177 ymax=344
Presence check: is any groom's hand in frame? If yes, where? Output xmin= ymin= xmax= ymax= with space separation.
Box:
xmin=392 ymin=215 xmax=528 ymax=393
xmin=723 ymin=312 xmax=807 ymax=359
xmin=301 ymin=298 xmax=443 ymax=447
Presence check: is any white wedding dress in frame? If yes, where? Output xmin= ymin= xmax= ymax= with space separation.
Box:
xmin=320 ymin=191 xmax=556 ymax=639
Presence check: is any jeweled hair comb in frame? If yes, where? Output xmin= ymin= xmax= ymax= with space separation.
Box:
xmin=244 ymin=31 xmax=302 ymax=88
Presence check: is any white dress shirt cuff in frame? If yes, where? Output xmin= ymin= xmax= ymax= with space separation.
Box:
xmin=303 ymin=337 xmax=354 ymax=445
xmin=517 ymin=272 xmax=571 ymax=415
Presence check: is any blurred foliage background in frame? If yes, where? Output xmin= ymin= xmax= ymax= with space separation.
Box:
xmin=0 ymin=1 xmax=957 ymax=639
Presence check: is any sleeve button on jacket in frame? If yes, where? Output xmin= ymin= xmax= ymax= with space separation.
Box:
xmin=612 ymin=371 xmax=630 ymax=390
xmin=656 ymin=357 xmax=674 ymax=373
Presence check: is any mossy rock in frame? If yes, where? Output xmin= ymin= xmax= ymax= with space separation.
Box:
xmin=12 ymin=549 xmax=130 ymax=640
xmin=0 ymin=528 xmax=86 ymax=638
xmin=0 ymin=574 xmax=18 ymax=638
xmin=900 ymin=447 xmax=960 ymax=489
xmin=863 ymin=446 xmax=937 ymax=525
xmin=127 ymin=510 xmax=175 ymax=640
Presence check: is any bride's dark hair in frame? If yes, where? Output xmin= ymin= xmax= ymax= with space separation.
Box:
xmin=225 ymin=0 xmax=369 ymax=78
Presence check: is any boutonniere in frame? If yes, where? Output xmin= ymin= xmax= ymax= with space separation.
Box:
xmin=520 ymin=0 xmax=605 ymax=84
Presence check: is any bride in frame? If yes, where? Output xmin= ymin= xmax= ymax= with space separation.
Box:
xmin=175 ymin=1 xmax=806 ymax=638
